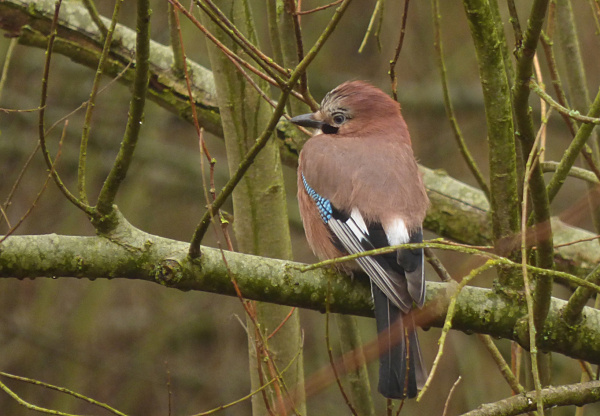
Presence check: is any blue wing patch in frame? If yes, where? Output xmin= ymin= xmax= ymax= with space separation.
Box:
xmin=302 ymin=174 xmax=332 ymax=223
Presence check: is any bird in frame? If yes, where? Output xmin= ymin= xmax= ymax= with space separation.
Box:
xmin=291 ymin=80 xmax=429 ymax=399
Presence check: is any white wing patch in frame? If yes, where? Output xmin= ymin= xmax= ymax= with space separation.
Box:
xmin=384 ymin=218 xmax=409 ymax=246
xmin=327 ymin=208 xmax=414 ymax=312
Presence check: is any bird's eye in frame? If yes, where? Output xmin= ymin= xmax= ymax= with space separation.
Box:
xmin=333 ymin=114 xmax=346 ymax=125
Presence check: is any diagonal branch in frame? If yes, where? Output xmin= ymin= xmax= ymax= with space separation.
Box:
xmin=432 ymin=0 xmax=490 ymax=199
xmin=95 ymin=0 xmax=151 ymax=222
xmin=529 ymin=79 xmax=600 ymax=125
xmin=78 ymin=0 xmax=124 ymax=205
xmin=546 ymin=87 xmax=600 ymax=202
xmin=37 ymin=0 xmax=96 ymax=219
xmin=195 ymin=0 xmax=288 ymax=78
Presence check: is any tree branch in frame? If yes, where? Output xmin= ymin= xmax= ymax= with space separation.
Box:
xmin=0 ymin=0 xmax=223 ymax=137
xmin=95 ymin=0 xmax=151 ymax=220
xmin=462 ymin=0 xmax=521 ymax=288
xmin=1 ymin=222 xmax=600 ymax=364
xmin=461 ymin=381 xmax=600 ymax=416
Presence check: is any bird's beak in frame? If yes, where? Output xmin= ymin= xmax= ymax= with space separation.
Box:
xmin=290 ymin=113 xmax=323 ymax=129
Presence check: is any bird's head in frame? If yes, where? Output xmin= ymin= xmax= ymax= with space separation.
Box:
xmin=290 ymin=81 xmax=403 ymax=136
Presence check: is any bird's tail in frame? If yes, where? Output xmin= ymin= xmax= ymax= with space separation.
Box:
xmin=372 ymin=284 xmax=427 ymax=399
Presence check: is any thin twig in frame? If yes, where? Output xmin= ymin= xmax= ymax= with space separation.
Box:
xmin=1 ymin=142 xmax=40 ymax=228
xmin=295 ymin=0 xmax=343 ymax=16
xmin=2 ymin=57 xmax=131 ymax=229
xmin=168 ymin=3 xmax=185 ymax=75
xmin=299 ymin=240 xmax=600 ymax=294
xmin=188 ymin=89 xmax=290 ymax=257
xmin=0 ymin=371 xmax=127 ymax=416
xmin=78 ymin=0 xmax=124 ymax=205
xmin=541 ymin=161 xmax=599 ymax=184
xmin=442 ymin=376 xmax=462 ymax=416
xmin=0 ymin=37 xmax=18 ymax=103
xmin=208 ymin=240 xmax=299 ymax=413
xmin=252 ymin=325 xmax=277 ymax=416
xmin=507 ymin=0 xmax=523 ymax=45
xmin=417 ymin=261 xmax=496 ymax=400
xmin=0 ymin=379 xmax=78 ymax=416
xmin=0 ymin=121 xmax=67 ymax=244
xmin=552 ymin=233 xmax=600 ymax=249
xmin=580 ymin=147 xmax=600 ymax=183
xmin=168 ymin=0 xmax=289 ymax=91
xmin=529 ymin=79 xmax=600 ymax=125
xmin=389 ymin=0 xmax=410 ymax=101
xmin=562 ymin=264 xmax=600 ymax=325
xmin=0 ymin=107 xmax=44 ymax=113
xmin=190 ymin=347 xmax=303 ymax=416
xmin=539 ymin=32 xmax=600 ymax=184
xmin=267 ymin=307 xmax=297 ymax=340
xmin=477 ymin=334 xmax=527 ymax=395
xmin=546 ymin=1 xmax=556 ymax=39
xmin=171 ymin=9 xmax=215 ymax=206
xmin=286 ymin=0 xmax=309 ymax=97
xmin=533 ymin=55 xmax=547 ymax=161
xmin=431 ymin=0 xmax=490 ymax=199
xmin=358 ymin=0 xmax=384 ymax=53
xmin=540 ymin=33 xmax=577 ymax=135
xmin=37 ymin=0 xmax=95 ymax=218
xmin=424 ymin=247 xmax=452 ymax=282
xmin=325 ymin=282 xmax=359 ymax=416
xmin=259 ymin=336 xmax=286 ymax=415
xmin=82 ymin=0 xmax=108 ymax=37
xmin=546 ymin=86 xmax=600 ymax=203
xmin=511 ymin=342 xmax=523 ymax=389
xmin=590 ymin=0 xmax=600 ymax=32
xmin=222 ymin=51 xmax=281 ymax=110
xmin=521 ymin=116 xmax=545 ymax=416
xmin=195 ymin=0 xmax=288 ymax=77
xmin=0 ymin=206 xmax=9 ymax=228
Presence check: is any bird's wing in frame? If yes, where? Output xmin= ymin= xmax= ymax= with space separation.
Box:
xmin=327 ymin=208 xmax=423 ymax=313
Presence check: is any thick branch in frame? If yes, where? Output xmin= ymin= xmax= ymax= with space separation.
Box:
xmin=0 ymin=0 xmax=223 ymax=136
xmin=461 ymin=381 xmax=600 ymax=416
xmin=462 ymin=0 xmax=521 ymax=288
xmin=1 ymin=225 xmax=600 ymax=364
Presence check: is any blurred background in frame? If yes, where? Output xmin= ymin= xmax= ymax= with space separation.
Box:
xmin=1 ymin=0 xmax=599 ymax=414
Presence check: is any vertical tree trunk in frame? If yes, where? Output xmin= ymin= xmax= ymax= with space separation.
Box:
xmin=200 ymin=2 xmax=306 ymax=414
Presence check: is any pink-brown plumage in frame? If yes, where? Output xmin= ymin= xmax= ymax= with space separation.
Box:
xmin=292 ymin=80 xmax=429 ymax=399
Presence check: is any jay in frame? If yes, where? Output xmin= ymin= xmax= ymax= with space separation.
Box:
xmin=291 ymin=81 xmax=429 ymax=399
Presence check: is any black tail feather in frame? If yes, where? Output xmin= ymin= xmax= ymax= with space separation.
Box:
xmin=372 ymin=284 xmax=426 ymax=399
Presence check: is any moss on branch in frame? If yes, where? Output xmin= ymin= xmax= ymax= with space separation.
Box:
xmin=1 ymin=222 xmax=600 ymax=364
